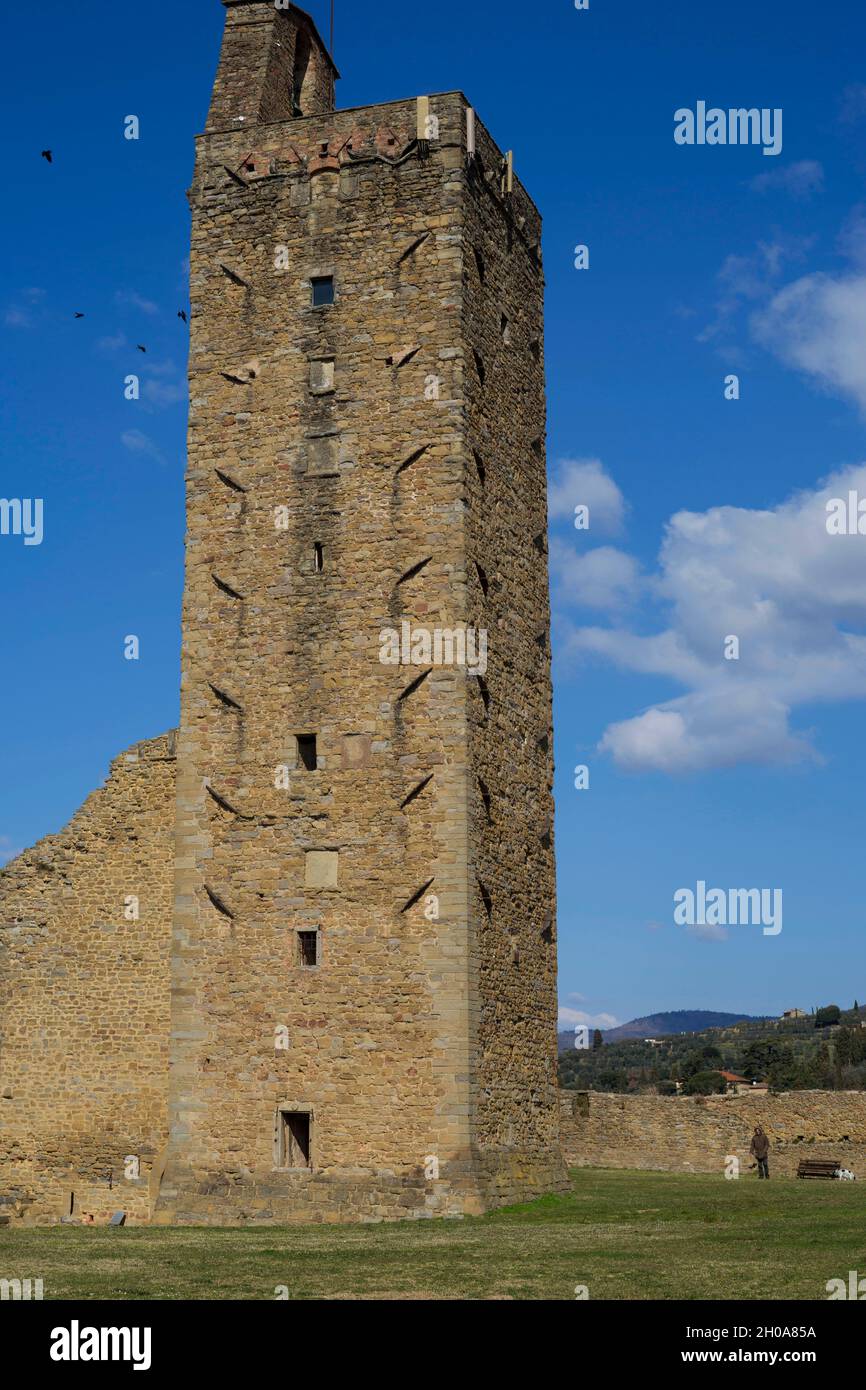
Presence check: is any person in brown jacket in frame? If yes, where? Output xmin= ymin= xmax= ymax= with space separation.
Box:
xmin=750 ymin=1125 xmax=770 ymax=1178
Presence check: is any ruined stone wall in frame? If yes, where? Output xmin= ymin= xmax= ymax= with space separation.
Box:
xmin=0 ymin=735 xmax=175 ymax=1224
xmin=560 ymin=1090 xmax=866 ymax=1178
xmin=462 ymin=118 xmax=565 ymax=1203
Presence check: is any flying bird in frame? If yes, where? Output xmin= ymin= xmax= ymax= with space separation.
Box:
xmin=178 ymin=309 xmax=188 ymax=324
xmin=136 ymin=344 xmax=147 ymax=353
xmin=74 ymin=312 xmax=85 ymax=319
xmin=41 ymin=150 xmax=52 ymax=163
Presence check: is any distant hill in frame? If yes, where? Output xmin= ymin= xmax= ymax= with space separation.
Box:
xmin=558 ymin=1004 xmax=866 ymax=1094
xmin=558 ymin=1010 xmax=768 ymax=1052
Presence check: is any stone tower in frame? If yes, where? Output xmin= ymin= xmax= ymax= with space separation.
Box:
xmin=154 ymin=0 xmax=565 ymax=1223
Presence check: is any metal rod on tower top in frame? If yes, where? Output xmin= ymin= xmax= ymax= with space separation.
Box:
xmin=330 ymin=0 xmax=334 ymax=57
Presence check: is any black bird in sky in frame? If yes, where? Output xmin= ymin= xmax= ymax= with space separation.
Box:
xmin=41 ymin=150 xmax=52 ymax=163
xmin=74 ymin=312 xmax=84 ymax=319
xmin=178 ymin=309 xmax=188 ymax=324
xmin=136 ymin=344 xmax=147 ymax=353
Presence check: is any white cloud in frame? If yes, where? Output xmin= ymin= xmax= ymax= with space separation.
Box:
xmin=752 ymin=270 xmax=866 ymax=414
xmin=698 ymin=236 xmax=812 ymax=345
xmin=4 ymin=289 xmax=46 ymax=329
xmin=0 ymin=836 xmax=22 ymax=867
xmin=551 ymin=540 xmax=641 ymax=612
xmin=115 ymin=289 xmax=159 ymax=315
xmin=144 ymin=357 xmax=180 ymax=378
xmin=97 ymin=332 xmax=127 ymax=353
xmin=686 ymin=922 xmax=730 ymax=943
xmin=112 ymin=358 xmax=185 ymax=410
xmin=598 ymin=690 xmax=817 ymax=774
xmin=143 ymin=376 xmax=185 ymax=407
xmin=749 ymin=159 xmax=824 ymax=199
xmin=837 ymin=206 xmax=866 ymax=268
xmin=121 ymin=429 xmax=166 ymax=465
xmin=548 ymin=458 xmax=626 ymax=535
xmin=698 ymin=207 xmax=866 ymax=409
xmin=840 ymin=83 xmax=866 ymax=124
xmin=563 ymin=463 xmax=866 ymax=773
xmin=558 ymin=1007 xmax=621 ymax=1030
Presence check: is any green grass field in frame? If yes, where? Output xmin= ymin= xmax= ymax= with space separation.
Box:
xmin=2 ymin=1168 xmax=864 ymax=1300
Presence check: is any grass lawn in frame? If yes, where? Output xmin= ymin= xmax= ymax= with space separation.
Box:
xmin=1 ymin=1168 xmax=864 ymax=1300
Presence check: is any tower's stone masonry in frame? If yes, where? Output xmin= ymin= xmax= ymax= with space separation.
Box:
xmin=462 ymin=120 xmax=560 ymax=1195
xmin=0 ymin=0 xmax=566 ymax=1225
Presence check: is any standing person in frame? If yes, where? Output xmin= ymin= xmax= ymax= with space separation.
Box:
xmin=750 ymin=1125 xmax=770 ymax=1179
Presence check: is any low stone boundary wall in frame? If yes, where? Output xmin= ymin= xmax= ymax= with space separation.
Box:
xmin=560 ymin=1090 xmax=866 ymax=1179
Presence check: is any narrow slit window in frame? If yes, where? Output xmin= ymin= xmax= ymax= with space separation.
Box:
xmin=296 ymin=734 xmax=317 ymax=771
xmin=311 ymin=275 xmax=335 ymax=307
xmin=313 ymin=542 xmax=324 ymax=573
xmin=298 ymin=931 xmax=319 ymax=967
xmin=277 ymin=1110 xmax=311 ymax=1169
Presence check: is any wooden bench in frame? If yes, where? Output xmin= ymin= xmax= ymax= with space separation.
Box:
xmin=797 ymin=1159 xmax=841 ymax=1179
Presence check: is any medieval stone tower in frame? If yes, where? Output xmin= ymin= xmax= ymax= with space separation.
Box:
xmin=0 ymin=0 xmax=565 ymax=1226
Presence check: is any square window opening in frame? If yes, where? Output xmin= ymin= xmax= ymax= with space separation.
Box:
xmin=311 ymin=276 xmax=335 ymax=307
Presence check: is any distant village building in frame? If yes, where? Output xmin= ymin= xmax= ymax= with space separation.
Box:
xmin=717 ymin=1070 xmax=762 ymax=1095
xmin=782 ymin=1009 xmax=807 ymax=1019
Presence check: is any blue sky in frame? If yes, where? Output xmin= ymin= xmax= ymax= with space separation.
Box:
xmin=2 ymin=0 xmax=866 ymax=1030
